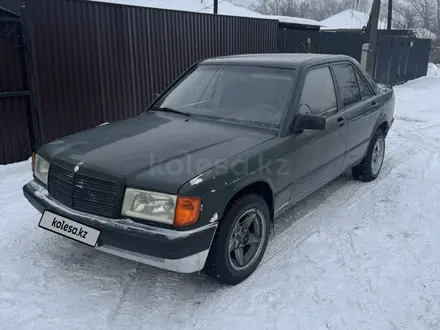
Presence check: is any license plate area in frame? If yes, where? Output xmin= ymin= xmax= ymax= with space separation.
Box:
xmin=39 ymin=210 xmax=101 ymax=247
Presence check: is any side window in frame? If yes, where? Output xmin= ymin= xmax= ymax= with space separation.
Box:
xmin=332 ymin=64 xmax=361 ymax=108
xmin=363 ymin=70 xmax=380 ymax=93
xmin=355 ymin=70 xmax=374 ymax=99
xmin=299 ymin=67 xmax=337 ymax=116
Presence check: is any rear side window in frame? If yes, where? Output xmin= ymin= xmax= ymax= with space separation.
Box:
xmin=363 ymin=70 xmax=380 ymax=93
xmin=355 ymin=70 xmax=373 ymax=99
xmin=300 ymin=66 xmax=337 ymax=116
xmin=332 ymin=64 xmax=361 ymax=107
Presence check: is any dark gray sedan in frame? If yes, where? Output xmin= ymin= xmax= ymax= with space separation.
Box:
xmin=24 ymin=53 xmax=395 ymax=285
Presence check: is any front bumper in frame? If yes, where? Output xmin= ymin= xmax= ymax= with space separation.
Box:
xmin=23 ymin=180 xmax=217 ymax=273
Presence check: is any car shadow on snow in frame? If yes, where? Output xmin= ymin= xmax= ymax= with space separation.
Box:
xmin=273 ymin=171 xmax=354 ymax=238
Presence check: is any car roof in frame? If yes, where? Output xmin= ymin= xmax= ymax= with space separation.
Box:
xmin=201 ymin=53 xmax=355 ymax=69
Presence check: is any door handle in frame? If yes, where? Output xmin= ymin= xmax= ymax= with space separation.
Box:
xmin=337 ymin=117 xmax=345 ymax=127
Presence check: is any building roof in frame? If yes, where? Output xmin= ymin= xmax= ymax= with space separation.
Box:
xmin=320 ymin=9 xmax=387 ymax=30
xmin=410 ymin=28 xmax=437 ymax=40
xmin=92 ymin=0 xmax=264 ymax=18
xmin=266 ymin=15 xmax=322 ymax=27
xmin=202 ymin=53 xmax=352 ymax=69
xmin=92 ymin=0 xmax=322 ymax=27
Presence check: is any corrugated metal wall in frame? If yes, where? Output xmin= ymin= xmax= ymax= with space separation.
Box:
xmin=277 ymin=29 xmax=428 ymax=65
xmin=0 ymin=19 xmax=32 ymax=164
xmin=374 ymin=36 xmax=431 ymax=85
xmin=278 ymin=30 xmax=369 ymax=61
xmin=25 ymin=0 xmax=278 ymax=144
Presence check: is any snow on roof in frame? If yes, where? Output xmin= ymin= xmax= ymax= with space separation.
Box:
xmin=265 ymin=15 xmax=322 ymax=27
xmin=93 ymin=0 xmax=263 ymax=18
xmin=411 ymin=28 xmax=437 ymax=40
xmin=320 ymin=9 xmax=387 ymax=30
xmin=92 ymin=0 xmax=321 ymax=27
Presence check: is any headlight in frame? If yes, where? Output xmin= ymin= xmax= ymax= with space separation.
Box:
xmin=121 ymin=188 xmax=200 ymax=226
xmin=34 ymin=154 xmax=50 ymax=186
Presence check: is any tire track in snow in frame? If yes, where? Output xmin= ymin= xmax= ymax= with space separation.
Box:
xmin=107 ymin=264 xmax=140 ymax=327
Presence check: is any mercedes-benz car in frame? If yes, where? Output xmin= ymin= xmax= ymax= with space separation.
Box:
xmin=23 ymin=53 xmax=395 ymax=285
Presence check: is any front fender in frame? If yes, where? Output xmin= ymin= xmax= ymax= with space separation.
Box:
xmin=178 ymin=150 xmax=279 ymax=228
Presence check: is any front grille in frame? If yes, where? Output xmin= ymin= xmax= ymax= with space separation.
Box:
xmin=48 ymin=164 xmax=118 ymax=218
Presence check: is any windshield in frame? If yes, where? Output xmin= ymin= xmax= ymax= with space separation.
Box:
xmin=153 ymin=65 xmax=295 ymax=127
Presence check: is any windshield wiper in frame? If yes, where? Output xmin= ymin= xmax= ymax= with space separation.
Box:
xmin=151 ymin=107 xmax=191 ymax=117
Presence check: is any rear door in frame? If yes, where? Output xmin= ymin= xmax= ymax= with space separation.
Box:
xmin=288 ymin=65 xmax=348 ymax=203
xmin=331 ymin=63 xmax=381 ymax=167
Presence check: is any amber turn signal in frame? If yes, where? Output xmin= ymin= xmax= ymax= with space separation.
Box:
xmin=174 ymin=196 xmax=201 ymax=226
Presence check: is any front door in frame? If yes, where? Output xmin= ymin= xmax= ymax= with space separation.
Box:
xmin=288 ymin=65 xmax=348 ymax=203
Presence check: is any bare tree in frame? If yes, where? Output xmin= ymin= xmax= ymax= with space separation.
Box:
xmin=250 ymin=0 xmax=439 ymax=35
xmin=434 ymin=0 xmax=440 ymax=35
xmin=388 ymin=1 xmax=417 ymax=28
xmin=250 ymin=0 xmax=284 ymax=15
xmin=251 ymin=0 xmax=374 ymax=20
xmin=407 ymin=0 xmax=435 ymax=29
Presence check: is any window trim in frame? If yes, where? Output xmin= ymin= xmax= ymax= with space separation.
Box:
xmin=152 ymin=64 xmax=297 ymax=128
xmin=354 ymin=67 xmax=375 ymax=100
xmin=298 ymin=64 xmax=339 ymax=117
xmin=331 ymin=62 xmax=363 ymax=109
xmin=359 ymin=68 xmax=379 ymax=94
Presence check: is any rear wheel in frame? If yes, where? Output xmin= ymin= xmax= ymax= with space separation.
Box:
xmin=203 ymin=194 xmax=270 ymax=285
xmin=352 ymin=129 xmax=385 ymax=182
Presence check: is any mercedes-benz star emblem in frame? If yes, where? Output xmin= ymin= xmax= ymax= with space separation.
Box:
xmin=74 ymin=162 xmax=83 ymax=172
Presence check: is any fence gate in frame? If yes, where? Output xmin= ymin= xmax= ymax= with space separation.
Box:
xmin=375 ymin=35 xmax=431 ymax=85
xmin=0 ymin=13 xmax=35 ymax=164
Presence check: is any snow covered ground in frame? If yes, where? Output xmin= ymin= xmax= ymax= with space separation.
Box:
xmin=427 ymin=63 xmax=440 ymax=77
xmin=2 ymin=74 xmax=440 ymax=329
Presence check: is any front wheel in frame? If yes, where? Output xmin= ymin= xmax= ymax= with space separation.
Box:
xmin=203 ymin=194 xmax=270 ymax=285
xmin=352 ymin=129 xmax=386 ymax=182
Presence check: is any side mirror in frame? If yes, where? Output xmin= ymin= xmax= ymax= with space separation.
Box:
xmin=293 ymin=114 xmax=326 ymax=132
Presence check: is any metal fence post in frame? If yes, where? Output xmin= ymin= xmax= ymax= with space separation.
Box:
xmin=361 ymin=43 xmax=369 ymax=71
xmin=20 ymin=5 xmax=42 ymax=151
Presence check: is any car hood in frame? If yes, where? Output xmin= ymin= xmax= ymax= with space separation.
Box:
xmin=42 ymin=112 xmax=276 ymax=193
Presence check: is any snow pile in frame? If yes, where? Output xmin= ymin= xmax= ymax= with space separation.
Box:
xmin=320 ymin=9 xmax=387 ymax=30
xmin=410 ymin=28 xmax=438 ymax=40
xmin=427 ymin=63 xmax=440 ymax=76
xmin=92 ymin=0 xmax=264 ymax=18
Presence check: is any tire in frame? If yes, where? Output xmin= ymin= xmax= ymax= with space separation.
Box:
xmin=352 ymin=129 xmax=386 ymax=182
xmin=203 ymin=194 xmax=270 ymax=285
